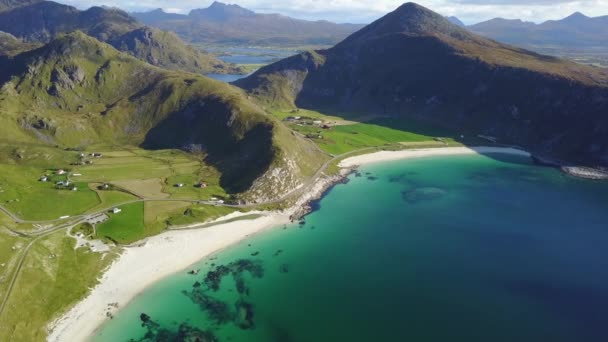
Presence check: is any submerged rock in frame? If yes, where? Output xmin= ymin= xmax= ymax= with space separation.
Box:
xmin=132 ymin=313 xmax=218 ymax=342
xmin=401 ymin=187 xmax=447 ymax=204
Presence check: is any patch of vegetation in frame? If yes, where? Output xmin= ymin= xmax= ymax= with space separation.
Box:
xmin=0 ymin=164 xmax=100 ymax=221
xmin=72 ymin=222 xmax=94 ymax=238
xmin=167 ymin=205 xmax=237 ymax=227
xmin=144 ymin=201 xmax=192 ymax=233
xmin=289 ymin=118 xmax=456 ymax=155
xmin=0 ymin=231 xmax=117 ymax=342
xmin=96 ymin=202 xmax=145 ymax=244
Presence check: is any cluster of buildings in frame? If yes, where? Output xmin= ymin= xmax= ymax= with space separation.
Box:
xmin=39 ymin=169 xmax=78 ymax=191
xmin=73 ymin=152 xmax=103 ymax=166
xmin=284 ymin=116 xmax=334 ymax=130
xmin=174 ymin=181 xmax=208 ymax=188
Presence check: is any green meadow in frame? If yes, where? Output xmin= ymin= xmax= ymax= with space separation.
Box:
xmin=287 ymin=117 xmax=458 ymax=155
xmin=96 ymin=202 xmax=145 ymax=244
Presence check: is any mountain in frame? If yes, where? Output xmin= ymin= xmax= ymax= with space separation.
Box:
xmin=0 ymin=0 xmax=41 ymax=11
xmin=0 ymin=31 xmax=324 ymax=199
xmin=0 ymin=1 xmax=241 ymax=74
xmin=0 ymin=31 xmax=39 ymax=57
xmin=469 ymin=12 xmax=608 ymax=51
xmin=132 ymin=1 xmax=365 ymax=46
xmin=446 ymin=16 xmax=464 ymax=27
xmin=236 ymin=3 xmax=608 ymax=167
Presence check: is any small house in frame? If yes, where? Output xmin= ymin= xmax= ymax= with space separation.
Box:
xmin=101 ymin=183 xmax=110 ymax=190
xmin=56 ymin=169 xmax=66 ymax=175
xmin=111 ymin=208 xmax=122 ymax=214
xmin=71 ymin=186 xmax=78 ymax=191
xmin=40 ymin=176 xmax=48 ymax=182
xmin=313 ymin=120 xmax=323 ymax=125
xmin=175 ymin=183 xmax=185 ymax=188
xmin=195 ymin=182 xmax=208 ymax=188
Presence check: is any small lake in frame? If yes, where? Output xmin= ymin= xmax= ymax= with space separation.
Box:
xmin=93 ymin=153 xmax=608 ymax=342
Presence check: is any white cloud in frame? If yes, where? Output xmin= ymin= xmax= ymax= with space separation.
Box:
xmin=56 ymin=0 xmax=608 ymax=24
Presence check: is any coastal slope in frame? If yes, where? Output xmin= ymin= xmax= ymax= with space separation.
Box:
xmin=236 ymin=2 xmax=608 ymax=168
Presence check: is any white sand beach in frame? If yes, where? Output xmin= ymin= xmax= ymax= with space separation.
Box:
xmin=48 ymin=146 xmax=530 ymax=342
xmin=47 ymin=212 xmax=290 ymax=342
xmin=339 ymin=146 xmax=530 ymax=167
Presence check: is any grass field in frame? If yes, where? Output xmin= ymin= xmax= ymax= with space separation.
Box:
xmin=0 ymin=165 xmax=100 ymax=221
xmin=167 ymin=205 xmax=237 ymax=227
xmin=88 ymin=185 xmax=139 ymax=209
xmin=0 ymin=231 xmax=117 ymax=342
xmin=96 ymin=202 xmax=145 ymax=244
xmin=288 ymin=118 xmax=457 ymax=155
xmin=144 ymin=201 xmax=192 ymax=233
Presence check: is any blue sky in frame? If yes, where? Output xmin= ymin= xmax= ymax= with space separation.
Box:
xmin=56 ymin=0 xmax=608 ymax=24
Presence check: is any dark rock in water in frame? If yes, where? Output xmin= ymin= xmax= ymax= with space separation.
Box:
xmin=235 ymin=299 xmax=255 ymax=330
xmin=388 ymin=174 xmax=418 ymax=186
xmin=367 ymin=176 xmax=379 ymax=181
xmin=310 ymin=225 xmax=316 ymax=230
xmin=401 ymin=187 xmax=447 ymax=204
xmin=354 ymin=171 xmax=362 ymax=177
xmin=193 ymin=281 xmax=201 ymax=288
xmin=279 ymin=264 xmax=289 ymax=273
xmin=251 ymin=251 xmax=260 ymax=256
xmin=132 ymin=313 xmax=218 ymax=342
xmin=273 ymin=249 xmax=284 ymax=257
xmin=182 ymin=289 xmax=233 ymax=324
xmin=140 ymin=313 xmax=152 ymax=324
xmin=203 ymin=259 xmax=264 ymax=291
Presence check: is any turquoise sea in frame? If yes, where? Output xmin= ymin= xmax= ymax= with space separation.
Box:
xmin=93 ymin=153 xmax=608 ymax=342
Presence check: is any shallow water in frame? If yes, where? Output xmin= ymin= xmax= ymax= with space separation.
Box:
xmin=93 ymin=153 xmax=608 ymax=342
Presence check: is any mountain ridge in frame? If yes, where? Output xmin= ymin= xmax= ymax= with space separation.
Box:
xmin=237 ymin=2 xmax=608 ymax=167
xmin=469 ymin=11 xmax=608 ymax=52
xmin=132 ymin=1 xmax=365 ymax=46
xmin=0 ymin=1 xmax=242 ymax=74
xmin=0 ymin=31 xmax=325 ymax=199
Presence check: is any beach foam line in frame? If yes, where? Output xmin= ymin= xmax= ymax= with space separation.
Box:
xmin=339 ymin=146 xmax=530 ymax=168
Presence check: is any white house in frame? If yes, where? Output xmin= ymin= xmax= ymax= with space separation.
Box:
xmin=111 ymin=208 xmax=122 ymax=214
xmin=56 ymin=169 xmax=66 ymax=175
xmin=175 ymin=183 xmax=185 ymax=188
xmin=40 ymin=176 xmax=48 ymax=182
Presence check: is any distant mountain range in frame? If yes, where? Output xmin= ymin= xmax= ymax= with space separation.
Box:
xmin=0 ymin=0 xmax=241 ymax=74
xmin=469 ymin=12 xmax=608 ymax=50
xmin=237 ymin=3 xmax=608 ymax=167
xmin=132 ymin=1 xmax=365 ymax=46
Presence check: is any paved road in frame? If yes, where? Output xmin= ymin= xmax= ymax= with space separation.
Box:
xmin=0 ymin=145 xmax=383 ymax=317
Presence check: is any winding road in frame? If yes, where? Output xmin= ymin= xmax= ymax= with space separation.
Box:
xmin=0 ymin=145 xmax=385 ymax=318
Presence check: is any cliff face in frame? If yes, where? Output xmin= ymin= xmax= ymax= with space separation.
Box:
xmin=237 ymin=3 xmax=608 ymax=167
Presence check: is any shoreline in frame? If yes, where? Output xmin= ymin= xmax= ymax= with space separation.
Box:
xmin=339 ymin=146 xmax=530 ymax=167
xmin=46 ymin=146 xmax=528 ymax=342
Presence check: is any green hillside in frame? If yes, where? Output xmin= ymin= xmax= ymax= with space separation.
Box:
xmin=236 ymin=2 xmax=608 ymax=168
xmin=0 ymin=31 xmax=325 ymax=202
